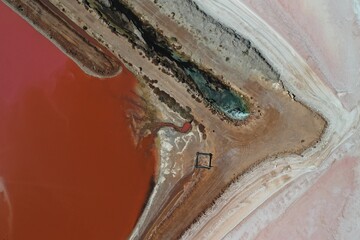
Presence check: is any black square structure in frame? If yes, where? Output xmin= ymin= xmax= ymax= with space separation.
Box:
xmin=195 ymin=152 xmax=213 ymax=169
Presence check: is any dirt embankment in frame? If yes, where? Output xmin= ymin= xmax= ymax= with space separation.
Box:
xmin=4 ymin=0 xmax=121 ymax=77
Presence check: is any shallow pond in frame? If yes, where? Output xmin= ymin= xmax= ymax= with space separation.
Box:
xmin=0 ymin=3 xmax=154 ymax=239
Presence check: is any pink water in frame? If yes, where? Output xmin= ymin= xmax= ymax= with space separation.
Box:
xmin=0 ymin=3 xmax=155 ymax=239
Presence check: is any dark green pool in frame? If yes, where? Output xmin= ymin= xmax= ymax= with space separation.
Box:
xmin=88 ymin=0 xmax=250 ymax=121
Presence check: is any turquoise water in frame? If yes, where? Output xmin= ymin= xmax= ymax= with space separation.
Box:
xmin=185 ymin=68 xmax=249 ymax=120
xmin=90 ymin=0 xmax=250 ymax=121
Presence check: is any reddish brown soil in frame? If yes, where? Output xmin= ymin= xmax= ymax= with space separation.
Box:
xmin=0 ymin=3 xmax=154 ymax=240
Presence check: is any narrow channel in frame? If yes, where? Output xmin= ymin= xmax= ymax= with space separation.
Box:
xmin=85 ymin=0 xmax=249 ymax=121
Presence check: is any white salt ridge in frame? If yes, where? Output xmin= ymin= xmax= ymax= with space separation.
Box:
xmin=354 ymin=0 xmax=360 ymax=24
xmin=181 ymin=0 xmax=360 ymax=239
xmin=0 ymin=178 xmax=13 ymax=238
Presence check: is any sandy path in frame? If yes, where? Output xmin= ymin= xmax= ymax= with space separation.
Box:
xmin=181 ymin=1 xmax=360 ymax=239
